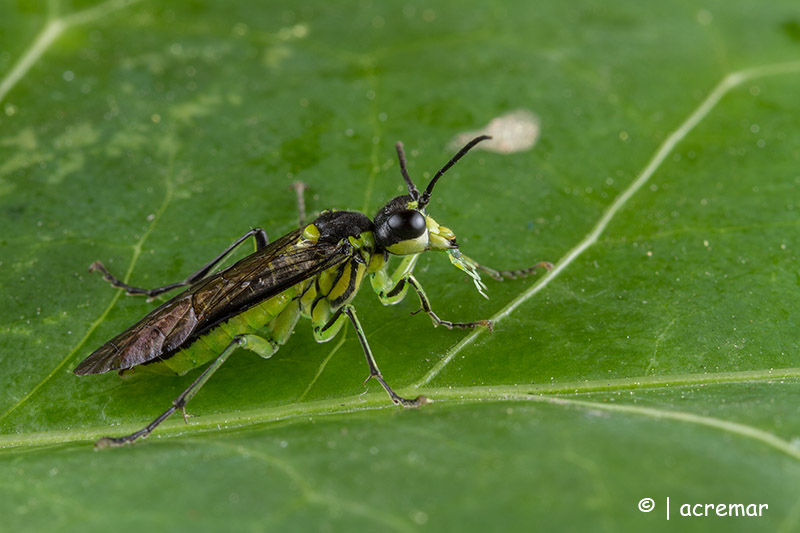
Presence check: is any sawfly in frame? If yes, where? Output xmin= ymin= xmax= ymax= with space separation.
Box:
xmin=75 ymin=135 xmax=552 ymax=447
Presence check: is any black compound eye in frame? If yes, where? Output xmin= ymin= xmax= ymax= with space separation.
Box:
xmin=387 ymin=210 xmax=427 ymax=240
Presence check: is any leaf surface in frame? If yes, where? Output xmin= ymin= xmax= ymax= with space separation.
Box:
xmin=2 ymin=1 xmax=800 ymax=531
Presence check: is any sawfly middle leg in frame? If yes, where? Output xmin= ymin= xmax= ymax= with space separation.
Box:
xmin=405 ymin=275 xmax=493 ymax=330
xmin=314 ymin=304 xmax=428 ymax=407
xmin=90 ymin=227 xmax=269 ymax=298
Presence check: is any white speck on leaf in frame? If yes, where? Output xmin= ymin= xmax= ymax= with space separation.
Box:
xmin=450 ymin=109 xmax=540 ymax=154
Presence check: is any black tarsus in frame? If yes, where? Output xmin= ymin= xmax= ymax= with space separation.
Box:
xmin=475 ymin=260 xmax=553 ymax=281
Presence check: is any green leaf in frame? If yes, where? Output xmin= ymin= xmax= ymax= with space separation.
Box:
xmin=2 ymin=1 xmax=800 ymax=531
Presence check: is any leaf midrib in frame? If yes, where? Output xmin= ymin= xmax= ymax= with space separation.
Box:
xmin=1 ymin=368 xmax=798 ymax=451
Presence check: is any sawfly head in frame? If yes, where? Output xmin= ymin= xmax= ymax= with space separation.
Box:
xmin=374 ymin=135 xmax=490 ymax=256
xmin=373 ymin=135 xmax=492 ymax=297
xmin=373 ymin=194 xmax=457 ymax=255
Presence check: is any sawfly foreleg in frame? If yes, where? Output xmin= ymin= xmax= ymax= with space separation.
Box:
xmin=371 ymin=256 xmax=493 ymax=331
xmin=90 ymin=228 xmax=269 ymax=298
xmin=406 ymin=275 xmax=494 ymax=331
xmin=471 ymin=259 xmax=553 ymax=281
xmin=332 ymin=305 xmax=429 ymax=407
xmin=95 ymin=333 xmax=275 ymax=448
xmin=370 ymin=254 xmax=419 ymax=304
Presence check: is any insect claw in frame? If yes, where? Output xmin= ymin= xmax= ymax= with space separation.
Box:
xmin=89 ymin=261 xmax=114 ymax=281
xmin=180 ymin=406 xmax=190 ymax=424
xmin=94 ymin=436 xmax=126 ymax=449
xmin=410 ymin=308 xmax=423 ymax=316
xmin=94 ymin=437 xmax=114 ymax=449
xmin=397 ymin=394 xmax=432 ymax=407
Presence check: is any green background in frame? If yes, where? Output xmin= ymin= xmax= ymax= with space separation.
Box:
xmin=2 ymin=0 xmax=800 ymax=531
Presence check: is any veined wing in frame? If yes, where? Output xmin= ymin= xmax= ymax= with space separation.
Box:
xmin=74 ymin=229 xmax=352 ymax=375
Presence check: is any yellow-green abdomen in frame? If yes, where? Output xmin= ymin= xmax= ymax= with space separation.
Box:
xmin=146 ymin=285 xmax=303 ymax=375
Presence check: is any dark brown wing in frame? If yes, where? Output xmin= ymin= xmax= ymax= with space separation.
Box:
xmin=74 ymin=229 xmax=352 ymax=375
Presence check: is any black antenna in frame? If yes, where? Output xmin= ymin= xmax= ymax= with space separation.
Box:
xmin=395 ymin=141 xmax=420 ymax=201
xmin=418 ymin=135 xmax=491 ymax=209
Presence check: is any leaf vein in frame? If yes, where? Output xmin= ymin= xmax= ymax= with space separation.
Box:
xmin=0 ymin=0 xmax=142 ymax=105
xmin=0 ymin=140 xmax=176 ymax=423
xmin=3 ymin=370 xmax=799 ymax=461
xmin=412 ymin=61 xmax=800 ymax=389
xmin=194 ymin=440 xmax=416 ymax=532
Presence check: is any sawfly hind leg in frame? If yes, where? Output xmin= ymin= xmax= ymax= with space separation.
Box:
xmin=94 ymin=333 xmax=271 ymax=448
xmin=90 ymin=228 xmax=269 ymax=299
